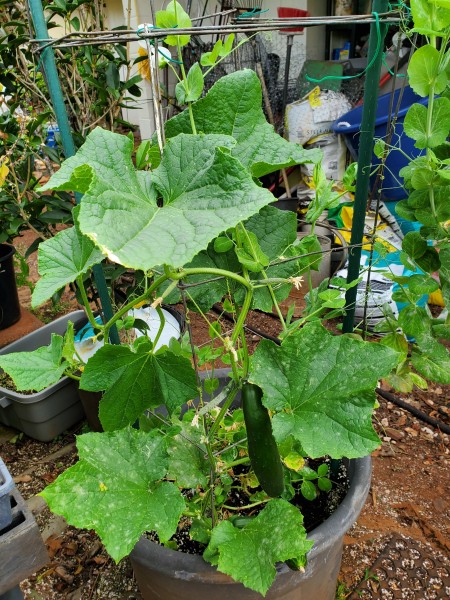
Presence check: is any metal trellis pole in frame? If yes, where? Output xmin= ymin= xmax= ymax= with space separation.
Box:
xmin=27 ymin=0 xmax=120 ymax=344
xmin=342 ymin=0 xmax=389 ymax=334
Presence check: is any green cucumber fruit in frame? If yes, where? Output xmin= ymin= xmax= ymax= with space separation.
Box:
xmin=242 ymin=382 xmax=285 ymax=497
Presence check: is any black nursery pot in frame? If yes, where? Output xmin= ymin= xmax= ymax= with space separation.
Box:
xmin=0 ymin=244 xmax=21 ymax=330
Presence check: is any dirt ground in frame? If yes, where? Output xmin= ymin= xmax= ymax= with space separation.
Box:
xmin=0 ymin=230 xmax=449 ymax=599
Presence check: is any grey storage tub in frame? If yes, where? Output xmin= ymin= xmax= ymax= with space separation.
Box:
xmin=0 ymin=457 xmax=15 ymax=530
xmin=0 ymin=311 xmax=87 ymax=441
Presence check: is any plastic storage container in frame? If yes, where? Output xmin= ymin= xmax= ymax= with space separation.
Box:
xmin=0 ymin=311 xmax=87 ymax=441
xmin=331 ymin=86 xmax=428 ymax=200
xmin=0 ymin=486 xmax=48 ymax=596
xmin=0 ymin=457 xmax=15 ymax=531
xmin=0 ymin=244 xmax=21 ymax=330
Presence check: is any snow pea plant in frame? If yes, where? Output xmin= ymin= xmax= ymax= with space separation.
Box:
xmin=372 ymin=0 xmax=450 ymax=391
xmin=0 ymin=2 xmax=399 ymax=596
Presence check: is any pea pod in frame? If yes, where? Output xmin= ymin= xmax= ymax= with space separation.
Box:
xmin=242 ymin=382 xmax=285 ymax=497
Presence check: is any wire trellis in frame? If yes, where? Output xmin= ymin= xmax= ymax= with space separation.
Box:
xmin=28 ymin=4 xmax=407 ymax=335
xmin=30 ymin=11 xmax=402 ymax=51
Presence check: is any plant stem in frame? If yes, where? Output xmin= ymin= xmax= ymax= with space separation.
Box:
xmin=103 ymin=272 xmax=171 ymax=338
xmin=76 ymin=275 xmax=100 ymax=330
xmin=223 ymin=498 xmax=270 ymax=511
xmin=152 ymin=304 xmax=166 ymax=350
xmin=180 ymin=267 xmax=252 ymax=291
xmin=207 ymin=386 xmax=239 ymax=441
xmin=64 ymin=372 xmax=81 ymax=381
xmin=226 ymin=457 xmax=250 ymax=468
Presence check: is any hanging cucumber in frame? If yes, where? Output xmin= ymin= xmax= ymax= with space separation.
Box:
xmin=242 ymin=382 xmax=285 ymax=497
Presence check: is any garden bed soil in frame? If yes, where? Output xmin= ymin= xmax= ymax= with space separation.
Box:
xmin=0 ymin=229 xmax=448 ymax=599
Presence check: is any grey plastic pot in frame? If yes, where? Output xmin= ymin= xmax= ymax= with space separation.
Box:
xmin=0 ymin=311 xmax=87 ymax=441
xmin=130 ymin=455 xmax=371 ymax=599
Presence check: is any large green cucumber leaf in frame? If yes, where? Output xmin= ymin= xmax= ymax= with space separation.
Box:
xmin=32 ymin=206 xmax=104 ymax=308
xmin=40 ymin=428 xmax=185 ymax=562
xmin=164 ymin=70 xmax=321 ymax=177
xmin=80 ymin=340 xmax=198 ymax=430
xmin=204 ymin=499 xmax=312 ymax=596
xmin=0 ymin=334 xmax=67 ymax=392
xmin=249 ymin=322 xmax=399 ymax=458
xmin=42 ymin=128 xmax=275 ymax=270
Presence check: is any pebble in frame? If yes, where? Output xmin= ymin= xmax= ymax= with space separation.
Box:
xmin=385 ymin=427 xmax=405 ymax=441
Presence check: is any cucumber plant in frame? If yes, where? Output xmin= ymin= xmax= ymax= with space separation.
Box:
xmin=0 ymin=1 xmax=424 ymax=596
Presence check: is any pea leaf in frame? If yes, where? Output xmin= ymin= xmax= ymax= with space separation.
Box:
xmin=408 ymin=274 xmax=440 ymax=295
xmin=410 ymin=0 xmax=450 ymax=34
xmin=398 ymin=305 xmax=432 ymax=338
xmin=213 ymin=236 xmax=233 ymax=253
xmin=0 ymin=334 xmax=67 ymax=391
xmin=408 ymin=46 xmax=448 ymax=97
xmin=31 ymin=206 xmax=104 ymax=308
xmin=404 ymin=98 xmax=450 ymax=148
xmin=42 ymin=128 xmax=275 ymax=271
xmin=249 ymin=322 xmax=399 ymax=458
xmin=155 ymin=0 xmax=191 ymax=47
xmin=200 ymin=40 xmax=222 ymax=67
xmin=204 ymin=499 xmax=312 ymax=595
xmin=40 ymin=428 xmax=185 ymax=562
xmin=175 ymin=63 xmax=204 ymax=104
xmin=80 ymin=340 xmax=198 ymax=430
xmin=235 ymin=229 xmax=270 ymax=273
xmin=412 ymin=337 xmax=450 ymax=384
xmin=402 ymin=231 xmax=427 ymax=260
xmin=164 ymin=70 xmax=321 ymax=177
xmin=438 ymin=245 xmax=450 ymax=307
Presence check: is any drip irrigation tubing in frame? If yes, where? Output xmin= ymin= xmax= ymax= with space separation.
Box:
xmin=376 ymin=388 xmax=450 ymax=435
xmin=211 ymin=304 xmax=281 ymax=345
xmin=213 ymin=305 xmax=450 ymax=435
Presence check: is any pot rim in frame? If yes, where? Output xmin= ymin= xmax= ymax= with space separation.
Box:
xmin=0 ymin=243 xmax=15 ymax=262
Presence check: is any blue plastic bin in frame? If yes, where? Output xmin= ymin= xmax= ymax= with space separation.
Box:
xmin=332 ymin=87 xmax=428 ymax=200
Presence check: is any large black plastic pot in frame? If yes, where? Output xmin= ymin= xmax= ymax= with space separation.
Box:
xmin=130 ymin=456 xmax=371 ymax=599
xmin=0 ymin=244 xmax=21 ymax=330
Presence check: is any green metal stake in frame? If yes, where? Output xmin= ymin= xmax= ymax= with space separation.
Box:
xmin=342 ymin=0 xmax=389 ymax=334
xmin=27 ymin=0 xmax=119 ymax=344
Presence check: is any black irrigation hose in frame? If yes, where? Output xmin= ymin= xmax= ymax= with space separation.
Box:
xmin=213 ymin=304 xmax=450 ymax=434
xmin=376 ymin=388 xmax=450 ymax=435
xmin=211 ymin=304 xmax=281 ymax=345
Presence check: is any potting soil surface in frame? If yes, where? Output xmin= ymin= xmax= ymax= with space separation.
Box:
xmin=0 ymin=230 xmax=448 ymax=599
